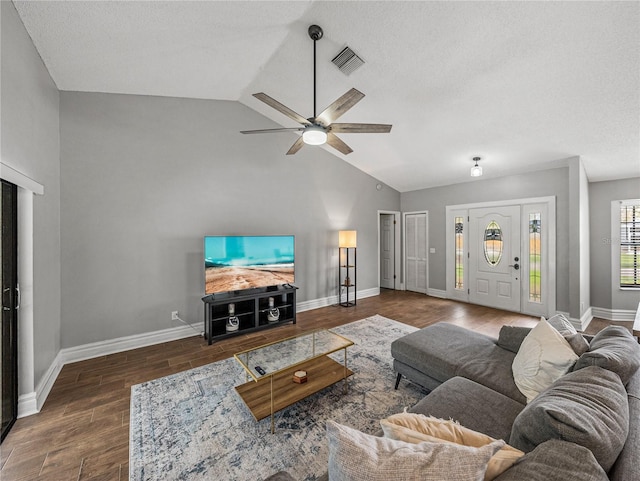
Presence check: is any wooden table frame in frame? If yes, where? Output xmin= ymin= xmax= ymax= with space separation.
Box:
xmin=234 ymin=330 xmax=353 ymax=433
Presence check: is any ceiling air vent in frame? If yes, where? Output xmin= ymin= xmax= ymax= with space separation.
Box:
xmin=331 ymin=46 xmax=365 ymax=76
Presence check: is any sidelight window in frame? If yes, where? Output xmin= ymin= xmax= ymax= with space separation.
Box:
xmin=455 ymin=217 xmax=464 ymax=289
xmin=529 ymin=213 xmax=541 ymax=302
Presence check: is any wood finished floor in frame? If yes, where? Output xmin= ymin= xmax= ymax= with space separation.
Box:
xmin=0 ymin=290 xmax=620 ymax=481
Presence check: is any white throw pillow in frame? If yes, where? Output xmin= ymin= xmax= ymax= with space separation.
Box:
xmin=380 ymin=414 xmax=524 ymax=481
xmin=512 ymin=319 xmax=578 ymax=403
xmin=327 ymin=420 xmax=504 ymax=481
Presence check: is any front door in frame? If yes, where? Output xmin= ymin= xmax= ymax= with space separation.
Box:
xmin=469 ymin=206 xmax=521 ymax=312
xmin=380 ymin=214 xmax=395 ymax=289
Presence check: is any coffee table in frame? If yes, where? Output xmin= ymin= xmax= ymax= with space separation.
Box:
xmin=234 ymin=329 xmax=354 ymax=433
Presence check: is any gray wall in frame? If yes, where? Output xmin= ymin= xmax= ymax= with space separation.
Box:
xmin=59 ymin=92 xmax=400 ymax=348
xmin=590 ymin=177 xmax=640 ymax=311
xmin=1 ymin=1 xmax=61 ymax=389
xmin=401 ymin=167 xmax=571 ymax=312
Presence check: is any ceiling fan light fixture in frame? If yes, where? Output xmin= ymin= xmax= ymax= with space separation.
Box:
xmin=302 ymin=125 xmax=327 ymax=145
xmin=470 ymin=157 xmax=483 ymax=177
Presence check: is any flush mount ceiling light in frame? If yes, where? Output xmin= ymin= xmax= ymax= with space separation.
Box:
xmin=302 ymin=125 xmax=328 ymax=145
xmin=471 ymin=157 xmax=483 ymax=177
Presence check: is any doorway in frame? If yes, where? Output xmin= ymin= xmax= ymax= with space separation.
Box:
xmin=446 ymin=198 xmax=556 ymax=316
xmin=404 ymin=211 xmax=428 ymax=294
xmin=378 ymin=211 xmax=401 ymax=290
xmin=469 ymin=205 xmax=521 ymax=311
xmin=1 ymin=179 xmax=18 ymax=442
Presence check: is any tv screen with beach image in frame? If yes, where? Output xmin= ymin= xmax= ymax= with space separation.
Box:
xmin=204 ymin=235 xmax=295 ymax=294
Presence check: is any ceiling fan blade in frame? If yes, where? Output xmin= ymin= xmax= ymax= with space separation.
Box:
xmin=330 ymin=123 xmax=393 ymax=134
xmin=286 ymin=136 xmax=305 ymax=155
xmin=316 ymin=88 xmax=365 ymax=125
xmin=241 ymin=127 xmax=303 ymax=134
xmin=326 ymin=133 xmax=353 ymax=155
xmin=253 ymin=93 xmax=311 ymax=126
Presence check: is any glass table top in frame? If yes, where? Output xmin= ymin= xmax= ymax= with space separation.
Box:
xmin=234 ymin=329 xmax=353 ymax=381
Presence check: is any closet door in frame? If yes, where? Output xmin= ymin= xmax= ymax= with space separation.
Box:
xmin=404 ymin=212 xmax=428 ymax=294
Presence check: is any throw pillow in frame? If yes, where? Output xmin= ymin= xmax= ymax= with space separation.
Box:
xmin=543 ymin=314 xmax=589 ymax=356
xmin=509 ymin=366 xmax=629 ymax=472
xmin=327 ymin=420 xmax=504 ymax=481
xmin=573 ymin=325 xmax=640 ymax=384
xmin=511 ymin=319 xmax=578 ymax=402
xmin=497 ymin=326 xmax=532 ymax=353
xmin=543 ymin=313 xmax=576 ymax=336
xmin=492 ymin=439 xmax=608 ymax=481
xmin=380 ymin=413 xmax=524 ymax=481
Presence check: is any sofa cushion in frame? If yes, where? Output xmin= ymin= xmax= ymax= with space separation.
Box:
xmin=457 ymin=345 xmax=525 ymax=403
xmin=380 ymin=413 xmax=524 ymax=481
xmin=511 ymin=319 xmax=578 ymax=402
xmin=410 ymin=376 xmax=524 ymax=442
xmin=391 ymin=322 xmax=498 ymax=384
xmin=497 ymin=326 xmax=531 ymax=353
xmin=608 ymin=368 xmax=640 ymax=481
xmin=574 ymin=325 xmax=640 ymax=384
xmin=327 ymin=420 xmax=504 ymax=481
xmin=509 ymin=366 xmax=629 ymax=472
xmin=493 ymin=439 xmax=608 ymax=481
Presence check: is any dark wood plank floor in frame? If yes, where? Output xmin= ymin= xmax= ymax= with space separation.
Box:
xmin=0 ymin=290 xmax=616 ymax=480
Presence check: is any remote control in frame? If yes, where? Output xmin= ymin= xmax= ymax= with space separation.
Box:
xmin=255 ymin=366 xmax=266 ymax=375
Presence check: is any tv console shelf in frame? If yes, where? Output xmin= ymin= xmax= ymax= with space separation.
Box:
xmin=202 ymin=285 xmax=298 ymax=344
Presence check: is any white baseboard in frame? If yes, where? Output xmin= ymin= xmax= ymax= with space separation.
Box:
xmin=554 ymin=310 xmax=592 ymax=332
xmin=58 ymin=323 xmax=203 ymax=366
xmin=591 ymin=306 xmax=637 ymax=322
xmin=18 ymin=323 xmax=201 ymax=418
xmin=557 ymin=305 xmax=639 ymax=332
xmin=18 ymin=350 xmax=62 ymax=418
xmin=21 ymin=288 xmax=382 ymax=417
xmin=580 ymin=306 xmax=594 ymax=332
xmin=17 ymin=392 xmax=37 ymax=418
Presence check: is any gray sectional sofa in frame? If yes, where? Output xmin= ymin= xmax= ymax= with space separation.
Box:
xmin=392 ymin=322 xmax=640 ymax=480
xmin=267 ymin=321 xmax=640 ymax=480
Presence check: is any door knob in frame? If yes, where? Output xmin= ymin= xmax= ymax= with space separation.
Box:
xmin=509 ymin=263 xmax=520 ymax=270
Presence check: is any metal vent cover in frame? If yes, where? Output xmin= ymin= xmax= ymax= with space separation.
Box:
xmin=331 ymin=46 xmax=365 ymax=76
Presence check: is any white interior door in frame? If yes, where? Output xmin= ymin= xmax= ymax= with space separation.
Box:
xmin=380 ymin=214 xmax=395 ymax=289
xmin=405 ymin=212 xmax=428 ymax=294
xmin=469 ymin=206 xmax=521 ymax=311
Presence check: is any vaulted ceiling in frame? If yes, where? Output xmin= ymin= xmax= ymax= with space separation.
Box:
xmin=13 ymin=1 xmax=640 ymax=192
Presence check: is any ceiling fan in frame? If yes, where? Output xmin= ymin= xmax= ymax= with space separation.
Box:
xmin=241 ymin=25 xmax=392 ymax=155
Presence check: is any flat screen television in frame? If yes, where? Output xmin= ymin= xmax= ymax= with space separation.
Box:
xmin=204 ymin=235 xmax=295 ymax=294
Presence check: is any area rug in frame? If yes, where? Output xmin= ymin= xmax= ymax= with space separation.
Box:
xmin=129 ymin=315 xmax=426 ymax=481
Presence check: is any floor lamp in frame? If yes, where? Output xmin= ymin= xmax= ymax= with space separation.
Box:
xmin=339 ymin=230 xmax=357 ymax=307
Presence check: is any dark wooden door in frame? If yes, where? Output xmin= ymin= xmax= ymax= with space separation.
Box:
xmin=1 ymin=179 xmax=18 ymax=443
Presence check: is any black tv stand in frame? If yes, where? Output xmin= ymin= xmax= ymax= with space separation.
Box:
xmin=202 ymin=284 xmax=298 ymax=344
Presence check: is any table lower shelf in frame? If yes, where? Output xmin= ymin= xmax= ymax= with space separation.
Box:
xmin=235 ymin=355 xmax=354 ymax=421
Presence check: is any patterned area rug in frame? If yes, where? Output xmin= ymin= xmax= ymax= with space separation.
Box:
xmin=129 ymin=315 xmax=426 ymax=481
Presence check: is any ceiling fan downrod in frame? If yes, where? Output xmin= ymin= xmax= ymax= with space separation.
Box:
xmin=308 ymin=25 xmax=323 ymax=119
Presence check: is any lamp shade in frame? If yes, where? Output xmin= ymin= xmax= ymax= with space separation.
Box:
xmin=339 ymin=230 xmax=357 ymax=248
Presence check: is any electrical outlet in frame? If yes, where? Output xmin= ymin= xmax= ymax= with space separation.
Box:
xmin=171 ymin=311 xmax=179 ymax=321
